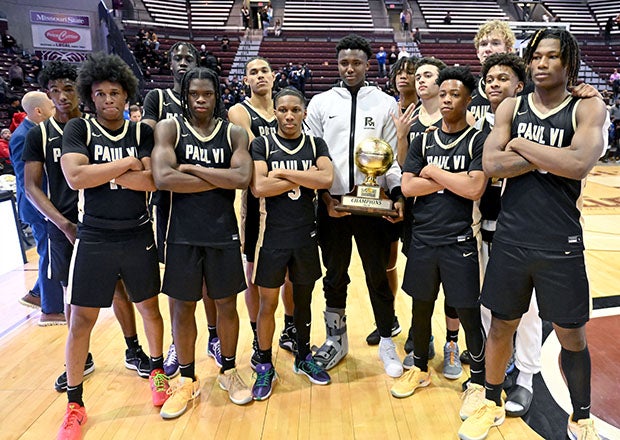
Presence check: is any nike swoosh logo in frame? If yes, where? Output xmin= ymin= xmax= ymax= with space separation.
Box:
xmin=92 ymin=133 xmax=102 ymax=137
xmin=251 ymin=116 xmax=259 ymax=120
xmin=48 ymin=136 xmax=60 ymax=142
xmin=328 ymin=115 xmax=337 ymax=119
xmin=146 ymin=243 xmax=155 ymax=250
xmin=517 ymin=110 xmax=528 ymax=115
xmin=163 ymin=102 xmax=171 ymax=106
xmin=463 ymin=252 xmax=473 ymax=257
xmin=181 ymin=133 xmax=190 ymax=137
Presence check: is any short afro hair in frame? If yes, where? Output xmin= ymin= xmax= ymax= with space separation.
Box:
xmin=336 ymin=34 xmax=373 ymax=60
xmin=38 ymin=60 xmax=77 ymax=89
xmin=77 ymin=52 xmax=138 ymax=110
xmin=481 ymin=53 xmax=526 ymax=84
xmin=274 ymin=86 xmax=306 ymax=108
xmin=437 ymin=66 xmax=477 ymax=95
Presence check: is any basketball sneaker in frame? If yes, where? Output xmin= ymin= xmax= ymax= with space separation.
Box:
xmin=278 ymin=324 xmax=298 ymax=354
xmin=163 ymin=343 xmax=180 ymax=378
xmin=57 ymin=403 xmax=87 ymax=440
xmin=293 ymin=354 xmax=331 ymax=385
xmin=567 ymin=414 xmax=602 ymax=440
xmin=458 ymin=400 xmax=505 ymax=440
xmin=460 ymin=382 xmax=486 ymax=420
xmin=160 ymin=376 xmax=201 ymax=419
xmin=443 ymin=341 xmax=463 ymax=379
xmin=390 ymin=366 xmax=431 ymax=398
xmin=217 ymin=368 xmax=252 ymax=405
xmin=149 ymin=368 xmax=170 ymax=407
xmin=366 ymin=316 xmax=402 ymax=345
xmin=252 ymin=363 xmax=276 ymax=400
xmin=55 ymin=352 xmax=95 ymax=392
xmin=125 ymin=346 xmax=150 ymax=378
xmin=379 ymin=338 xmax=403 ymax=378
xmin=207 ymin=337 xmax=222 ymax=367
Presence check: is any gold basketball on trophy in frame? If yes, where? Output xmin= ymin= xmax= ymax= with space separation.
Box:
xmin=335 ymin=137 xmax=398 ymax=217
xmin=355 ymin=137 xmax=394 ymax=186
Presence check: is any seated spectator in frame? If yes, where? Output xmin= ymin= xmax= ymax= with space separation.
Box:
xmin=8 ymin=60 xmax=24 ymax=91
xmin=28 ymin=54 xmax=42 ymax=83
xmin=1 ymin=32 xmax=17 ymax=55
xmin=412 ymin=27 xmax=421 ymax=44
xmin=7 ymin=97 xmax=23 ymax=122
xmin=274 ymin=19 xmax=282 ymax=37
xmin=0 ymin=76 xmax=9 ymax=104
xmin=443 ymin=11 xmax=452 ymax=24
xmin=129 ymin=104 xmax=142 ymax=122
xmin=222 ymin=87 xmax=235 ymax=110
xmin=0 ymin=128 xmax=11 ymax=164
xmin=610 ymin=68 xmax=620 ymax=99
xmin=221 ymin=36 xmax=230 ymax=51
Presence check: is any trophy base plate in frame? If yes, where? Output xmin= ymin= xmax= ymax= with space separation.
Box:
xmin=335 ymin=195 xmax=398 ymax=217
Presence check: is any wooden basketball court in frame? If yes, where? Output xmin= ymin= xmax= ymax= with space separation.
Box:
xmin=1 ymin=165 xmax=618 ymax=440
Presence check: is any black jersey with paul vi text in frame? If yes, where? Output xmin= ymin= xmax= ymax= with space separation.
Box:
xmin=494 ymin=93 xmax=584 ymax=251
xmin=166 ymin=117 xmax=240 ymax=247
xmin=251 ymin=132 xmax=331 ymax=249
xmin=62 ymin=118 xmax=153 ymax=231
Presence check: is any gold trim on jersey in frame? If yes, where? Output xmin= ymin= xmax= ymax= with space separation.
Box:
xmin=270 ymin=133 xmax=307 ymax=156
xmin=526 ymin=93 xmax=575 ymax=119
xmin=243 ymin=100 xmax=276 ymax=123
xmin=90 ymin=119 xmax=130 ymax=142
xmin=431 ymin=125 xmax=477 ymax=150
xmin=184 ymin=117 xmax=223 ymax=142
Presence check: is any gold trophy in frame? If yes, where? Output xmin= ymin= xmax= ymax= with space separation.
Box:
xmin=335 ymin=137 xmax=398 ymax=217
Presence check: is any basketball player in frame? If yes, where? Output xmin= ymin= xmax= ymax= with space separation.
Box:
xmin=391 ymin=56 xmax=468 ymax=379
xmin=57 ymin=53 xmax=166 ymax=440
xmin=142 ymin=41 xmax=221 ymax=376
xmin=459 ymin=28 xmax=607 ymax=440
xmin=250 ymin=87 xmax=333 ymax=400
xmin=23 ymin=60 xmax=153 ymax=394
xmin=152 ymin=67 xmax=253 ymax=418
xmin=227 ymin=56 xmax=297 ymax=367
xmin=305 ymin=34 xmax=405 ymax=378
xmin=392 ymin=68 xmax=487 ymax=422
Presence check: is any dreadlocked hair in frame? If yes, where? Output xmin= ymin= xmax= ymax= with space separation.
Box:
xmin=38 ymin=60 xmax=77 ymax=89
xmin=180 ymin=67 xmax=223 ymax=121
xmin=523 ymin=27 xmax=580 ymax=86
xmin=77 ymin=52 xmax=138 ymax=111
xmin=389 ymin=56 xmax=419 ymax=92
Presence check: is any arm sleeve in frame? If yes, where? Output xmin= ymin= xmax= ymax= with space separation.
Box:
xmin=22 ymin=125 xmax=45 ymax=162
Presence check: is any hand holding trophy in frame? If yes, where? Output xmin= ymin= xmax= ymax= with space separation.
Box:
xmin=335 ymin=137 xmax=398 ymax=217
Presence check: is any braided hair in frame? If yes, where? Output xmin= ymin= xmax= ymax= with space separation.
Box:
xmin=523 ymin=28 xmax=580 ymax=86
xmin=179 ymin=67 xmax=223 ymax=121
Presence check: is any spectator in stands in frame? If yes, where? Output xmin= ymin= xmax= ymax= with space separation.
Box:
xmin=376 ymin=46 xmax=387 ymax=78
xmin=404 ymin=9 xmax=411 ymax=33
xmin=615 ymin=13 xmax=620 ymax=31
xmin=241 ymin=6 xmax=251 ymax=32
xmin=199 ymin=44 xmax=208 ymax=67
xmin=7 ymin=97 xmax=23 ymax=122
xmin=400 ymin=10 xmax=406 ymax=32
xmin=267 ymin=3 xmax=273 ymax=23
xmin=221 ymin=36 xmax=230 ymax=51
xmin=274 ymin=19 xmax=282 ymax=37
xmin=610 ymin=68 xmax=620 ymax=99
xmin=136 ymin=28 xmax=147 ymax=45
xmin=28 ymin=54 xmax=42 ymax=83
xmin=0 ymin=128 xmax=11 ymax=166
xmin=222 ymin=87 xmax=235 ymax=110
xmin=387 ymin=45 xmax=398 ymax=66
xmin=1 ymin=31 xmax=17 ymax=55
xmin=412 ymin=27 xmax=422 ymax=45
xmin=605 ymin=17 xmax=614 ymax=45
xmin=398 ymin=46 xmax=410 ymax=60
xmin=261 ymin=7 xmax=270 ymax=37
xmin=129 ymin=104 xmax=142 ymax=122
xmin=112 ymin=0 xmax=123 ymax=18
xmin=443 ymin=11 xmax=452 ymax=25
xmin=8 ymin=59 xmax=25 ymax=91
xmin=150 ymin=33 xmax=160 ymax=51
xmin=0 ymin=75 xmax=9 ymax=104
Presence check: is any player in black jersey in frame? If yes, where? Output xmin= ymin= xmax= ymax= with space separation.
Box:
xmin=393 ymin=68 xmax=487 ymax=423
xmin=250 ymin=87 xmax=333 ymax=400
xmin=142 ymin=41 xmax=222 ymax=377
xmin=23 ymin=60 xmax=153 ymax=395
xmin=57 ymin=53 xmax=167 ymax=440
xmin=459 ymin=29 xmax=608 ymax=440
xmin=152 ymin=67 xmax=253 ymax=417
xmin=228 ymin=57 xmax=297 ymax=367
